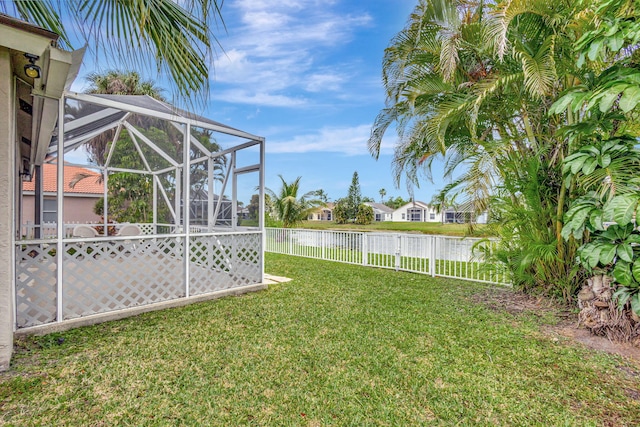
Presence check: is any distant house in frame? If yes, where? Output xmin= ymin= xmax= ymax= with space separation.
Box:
xmin=364 ymin=202 xmax=394 ymax=222
xmin=186 ymin=188 xmax=233 ymax=226
xmin=392 ymin=201 xmax=441 ymax=222
xmin=22 ymin=163 xmax=103 ymax=227
xmin=443 ymin=201 xmax=488 ymax=224
xmin=307 ymin=203 xmax=334 ymax=221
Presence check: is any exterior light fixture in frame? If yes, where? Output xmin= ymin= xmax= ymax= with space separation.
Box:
xmin=24 ymin=53 xmax=41 ymax=79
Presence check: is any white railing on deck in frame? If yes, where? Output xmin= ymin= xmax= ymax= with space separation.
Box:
xmin=20 ymin=222 xmax=184 ymax=239
xmin=265 ymin=228 xmax=510 ymax=286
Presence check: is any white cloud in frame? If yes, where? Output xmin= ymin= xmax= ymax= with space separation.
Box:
xmin=304 ymin=72 xmax=345 ymax=92
xmin=212 ymin=1 xmax=373 ymax=107
xmin=212 ymin=89 xmax=307 ymax=107
xmin=267 ymin=124 xmax=395 ymax=156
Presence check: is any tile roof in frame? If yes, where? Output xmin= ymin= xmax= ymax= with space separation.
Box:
xmin=23 ymin=163 xmax=103 ymax=195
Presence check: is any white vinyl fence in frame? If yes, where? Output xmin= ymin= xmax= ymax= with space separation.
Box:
xmin=266 ymin=228 xmax=510 ymax=286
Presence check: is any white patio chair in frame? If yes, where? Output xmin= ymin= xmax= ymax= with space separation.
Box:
xmin=116 ymin=224 xmax=142 ymax=237
xmin=71 ymin=225 xmax=99 ymax=258
xmin=116 ymin=224 xmax=142 ymax=252
xmin=72 ymin=225 xmax=98 ymax=238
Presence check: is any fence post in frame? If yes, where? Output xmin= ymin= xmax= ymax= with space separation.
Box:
xmin=321 ymin=231 xmax=326 ymax=260
xmin=288 ymin=229 xmax=293 ymax=255
xmin=395 ymin=234 xmax=401 ymax=271
xmin=430 ymin=235 xmax=436 ymax=277
xmin=362 ymin=233 xmax=368 ymax=266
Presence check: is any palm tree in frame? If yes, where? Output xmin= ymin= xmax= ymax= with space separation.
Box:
xmin=314 ymin=189 xmax=329 ymax=203
xmin=85 ymin=71 xmax=166 ymax=99
xmin=72 ymin=70 xmax=225 ymax=224
xmin=266 ymin=176 xmax=323 ymax=228
xmin=368 ymin=0 xmax=587 ymax=300
xmin=80 ymin=71 xmax=167 ymax=165
xmin=0 ymin=0 xmax=223 ymax=102
xmin=379 ymin=188 xmax=386 ymax=203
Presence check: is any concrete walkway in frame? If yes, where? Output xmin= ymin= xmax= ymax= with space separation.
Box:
xmin=263 ymin=274 xmax=292 ymax=285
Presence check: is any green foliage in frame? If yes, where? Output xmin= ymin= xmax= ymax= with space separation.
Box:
xmin=354 ymin=203 xmax=374 ymax=225
xmin=314 ymin=189 xmax=329 ymax=203
xmin=2 ymin=1 xmax=224 ymax=102
xmin=332 ymin=200 xmax=349 ymax=224
xmin=370 ymin=0 xmax=640 ymax=305
xmin=559 ymin=0 xmax=640 ymax=314
xmin=266 ymin=176 xmax=323 ymax=228
xmin=247 ymin=194 xmax=260 ymax=220
xmin=384 ymin=196 xmax=408 ymax=210
xmin=345 ymin=171 xmax=362 ymax=220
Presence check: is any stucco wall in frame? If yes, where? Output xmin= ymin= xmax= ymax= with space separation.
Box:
xmin=22 ymin=194 xmax=102 ymax=225
xmin=0 ymin=47 xmax=14 ymax=371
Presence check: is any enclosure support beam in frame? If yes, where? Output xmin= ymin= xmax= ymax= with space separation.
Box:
xmin=48 ymin=121 xmax=121 ymax=154
xmin=259 ymin=139 xmax=265 ymax=231
xmin=104 ymin=123 xmax=123 ymax=169
xmin=129 ymin=133 xmax=153 ymax=174
xmin=259 ymin=138 xmax=265 ymax=283
xmin=212 ymin=154 xmax=233 ymax=228
xmin=208 ymin=158 xmax=214 ymax=232
xmin=183 ymin=123 xmax=191 ymax=298
xmin=232 ymin=151 xmax=237 ymax=231
xmin=123 ymin=122 xmax=179 ymax=168
xmin=211 ymin=140 xmax=260 ymax=159
xmin=56 ymin=94 xmax=65 ymax=322
xmin=170 ymin=121 xmax=211 ymax=156
xmin=103 ymin=170 xmax=108 ymax=236
xmin=153 ymin=174 xmax=157 ymax=234
xmin=66 ymin=92 xmax=262 ymax=141
xmin=154 ymin=175 xmax=176 ymax=224
xmin=175 ymin=168 xmax=181 ymax=231
xmin=235 ymin=164 xmax=260 ymax=174
xmin=34 ymin=165 xmax=42 ymax=239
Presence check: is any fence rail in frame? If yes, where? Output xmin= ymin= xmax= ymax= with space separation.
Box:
xmin=265 ymin=228 xmax=510 ymax=286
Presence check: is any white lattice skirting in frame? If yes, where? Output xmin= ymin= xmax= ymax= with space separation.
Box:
xmin=15 ymin=232 xmax=263 ymax=329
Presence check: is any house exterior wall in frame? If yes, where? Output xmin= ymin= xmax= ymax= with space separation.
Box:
xmin=0 ymin=47 xmax=15 ymax=371
xmin=374 ymin=212 xmax=392 ymax=222
xmin=22 ymin=194 xmax=102 ymax=226
xmin=307 ymin=209 xmax=332 ymax=221
xmin=391 ymin=202 xmax=441 ymax=222
xmin=443 ymin=210 xmax=488 ymax=224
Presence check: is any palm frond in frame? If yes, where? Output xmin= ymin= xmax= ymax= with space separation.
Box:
xmin=514 ymin=35 xmax=558 ymax=98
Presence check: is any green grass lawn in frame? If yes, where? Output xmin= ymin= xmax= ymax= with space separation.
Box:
xmin=294 ymin=220 xmax=491 ymax=237
xmin=2 ymin=254 xmax=639 ymax=426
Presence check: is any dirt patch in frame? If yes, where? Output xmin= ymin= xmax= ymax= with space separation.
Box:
xmin=471 ymin=287 xmax=640 ymax=368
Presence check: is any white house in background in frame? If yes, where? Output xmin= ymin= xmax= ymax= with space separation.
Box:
xmin=443 ymin=202 xmax=489 ymax=224
xmin=364 ymin=202 xmax=394 ymax=222
xmin=392 ymin=201 xmax=442 ymax=222
xmin=307 ymin=203 xmax=334 ymax=221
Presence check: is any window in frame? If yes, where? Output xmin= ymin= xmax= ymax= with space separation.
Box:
xmin=375 ymin=214 xmax=382 ymax=222
xmin=43 ymin=198 xmax=57 ymax=223
xmin=430 ymin=213 xmax=435 ymax=220
xmin=402 ymin=213 xmax=405 ymax=220
xmin=408 ymin=208 xmax=422 ymax=222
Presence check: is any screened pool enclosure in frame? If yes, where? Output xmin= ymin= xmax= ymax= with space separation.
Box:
xmin=15 ymin=93 xmax=265 ymax=330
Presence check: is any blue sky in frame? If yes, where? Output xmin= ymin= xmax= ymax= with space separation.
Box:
xmin=69 ymin=0 xmax=448 ymax=205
